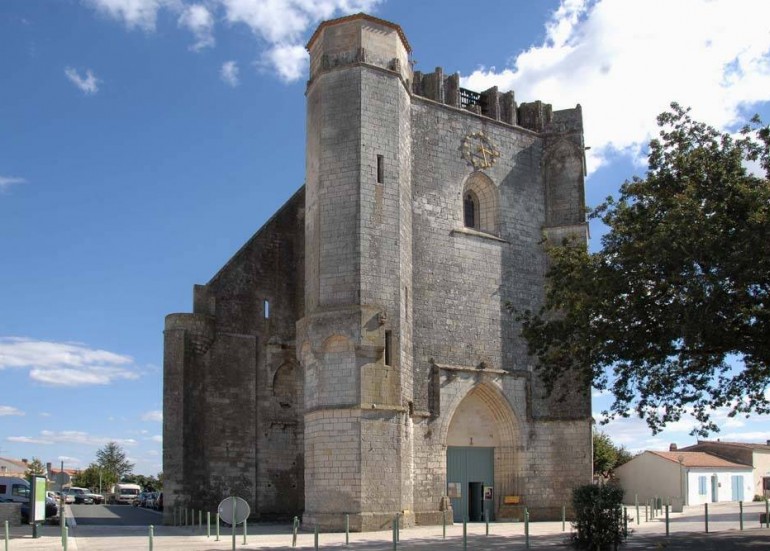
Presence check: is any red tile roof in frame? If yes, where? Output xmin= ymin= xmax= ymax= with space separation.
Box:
xmin=650 ymin=451 xmax=750 ymax=468
xmin=687 ymin=440 xmax=770 ymax=451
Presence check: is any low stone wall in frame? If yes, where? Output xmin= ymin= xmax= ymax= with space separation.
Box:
xmin=0 ymin=502 xmax=22 ymax=526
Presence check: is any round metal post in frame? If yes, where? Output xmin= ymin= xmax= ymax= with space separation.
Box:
xmin=392 ymin=518 xmax=397 ymax=551
xmin=292 ymin=516 xmax=298 ymax=547
xmin=243 ymin=519 xmax=247 ymax=545
xmin=739 ymin=501 xmax=743 ymax=531
xmin=198 ymin=510 xmax=202 ymax=532
xmin=207 ymin=511 xmax=211 ymax=538
xmin=149 ymin=524 xmax=154 ymax=551
xmin=624 ymin=506 xmax=628 ymax=536
xmin=345 ymin=513 xmax=349 ymax=545
xmin=705 ymin=503 xmax=709 ymax=533
xmin=462 ymin=517 xmax=467 ymax=551
xmin=231 ymin=498 xmax=237 ymax=551
xmin=562 ymin=503 xmax=566 ymax=531
xmin=485 ymin=509 xmax=489 ymax=536
xmin=765 ymin=498 xmax=770 ymax=528
xmin=5 ymin=519 xmax=9 ymax=551
xmin=635 ymin=494 xmax=640 ymax=525
xmin=64 ymin=525 xmax=69 ymax=551
xmin=525 ymin=508 xmax=530 ymax=549
xmin=442 ymin=509 xmax=446 ymax=539
xmin=314 ymin=525 xmax=319 ymax=551
xmin=665 ymin=505 xmax=669 ymax=536
xmin=216 ymin=512 xmax=220 ymax=541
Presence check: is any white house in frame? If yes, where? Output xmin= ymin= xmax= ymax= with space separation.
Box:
xmin=681 ymin=440 xmax=770 ymax=500
xmin=615 ymin=451 xmax=753 ymax=506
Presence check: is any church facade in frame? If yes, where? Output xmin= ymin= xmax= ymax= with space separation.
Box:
xmin=163 ymin=13 xmax=591 ymax=531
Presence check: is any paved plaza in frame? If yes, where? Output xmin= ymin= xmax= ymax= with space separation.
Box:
xmin=4 ymin=502 xmax=770 ymax=550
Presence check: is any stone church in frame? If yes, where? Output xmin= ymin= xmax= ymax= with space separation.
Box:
xmin=163 ymin=13 xmax=591 ymax=531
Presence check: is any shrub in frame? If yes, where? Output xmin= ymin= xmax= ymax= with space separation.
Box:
xmin=571 ymin=483 xmax=626 ymax=550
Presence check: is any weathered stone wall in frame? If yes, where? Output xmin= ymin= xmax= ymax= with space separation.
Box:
xmin=163 ymin=189 xmax=305 ymax=523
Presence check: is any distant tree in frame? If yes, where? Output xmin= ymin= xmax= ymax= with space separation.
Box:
xmin=593 ymin=430 xmax=633 ymax=478
xmin=122 ymin=473 xmax=161 ymax=491
xmin=24 ymin=457 xmax=46 ymax=477
xmin=517 ymin=104 xmax=770 ymax=435
xmin=96 ymin=441 xmax=134 ymax=482
xmin=71 ymin=463 xmax=109 ymax=492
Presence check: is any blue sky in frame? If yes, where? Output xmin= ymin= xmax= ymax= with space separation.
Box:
xmin=1 ymin=0 xmax=769 ymax=476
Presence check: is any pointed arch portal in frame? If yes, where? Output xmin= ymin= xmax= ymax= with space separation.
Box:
xmin=445 ymin=383 xmax=519 ymax=522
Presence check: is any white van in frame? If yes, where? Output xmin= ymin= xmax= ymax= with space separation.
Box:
xmin=109 ymin=483 xmax=142 ymax=504
xmin=0 ymin=476 xmax=30 ymax=503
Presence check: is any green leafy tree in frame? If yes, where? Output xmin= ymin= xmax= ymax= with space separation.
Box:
xmin=71 ymin=463 xmax=110 ymax=492
xmin=518 ymin=104 xmax=770 ymax=435
xmin=122 ymin=473 xmax=162 ymax=491
xmin=96 ymin=441 xmax=134 ymax=483
xmin=24 ymin=457 xmax=46 ymax=477
xmin=593 ymin=430 xmax=633 ymax=478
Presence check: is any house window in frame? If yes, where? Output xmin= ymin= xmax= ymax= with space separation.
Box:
xmin=698 ymin=476 xmax=707 ymax=495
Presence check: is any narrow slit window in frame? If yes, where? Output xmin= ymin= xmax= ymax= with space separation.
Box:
xmin=464 ymin=193 xmax=476 ymax=228
xmin=384 ymin=330 xmax=392 ymax=366
xmin=263 ymin=299 xmax=270 ymax=319
xmin=377 ymin=155 xmax=384 ymax=183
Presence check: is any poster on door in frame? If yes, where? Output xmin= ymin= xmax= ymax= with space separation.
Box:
xmin=483 ymin=486 xmax=494 ymax=501
xmin=447 ymin=482 xmax=461 ymax=499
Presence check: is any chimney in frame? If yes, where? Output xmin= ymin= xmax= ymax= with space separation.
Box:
xmin=21 ymin=458 xmax=28 ymax=464
xmin=669 ymin=443 xmax=678 ymax=451
xmin=46 ymin=462 xmax=52 ymax=475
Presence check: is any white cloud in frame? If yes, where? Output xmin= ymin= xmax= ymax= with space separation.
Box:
xmin=178 ymin=4 xmax=214 ymax=50
xmin=0 ymin=405 xmax=24 ymax=416
xmin=57 ymin=456 xmax=82 ymax=465
xmin=150 ymin=435 xmax=162 ymax=443
xmin=0 ymin=337 xmax=139 ymax=387
xmin=64 ymin=67 xmax=100 ymax=95
xmin=220 ymin=60 xmax=239 ymax=87
xmin=82 ymin=0 xmax=383 ymax=82
xmin=0 ymin=176 xmax=26 ymax=192
xmin=141 ymin=410 xmax=163 ymax=422
xmin=260 ymin=44 xmax=307 ymax=82
xmin=7 ymin=430 xmax=137 ymax=447
xmin=461 ymin=0 xmax=770 ymax=174
xmin=82 ymin=0 xmax=179 ymax=31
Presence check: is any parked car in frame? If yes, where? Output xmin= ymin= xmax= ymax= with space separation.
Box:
xmin=66 ymin=487 xmax=104 ymax=504
xmin=1 ymin=495 xmax=58 ymax=523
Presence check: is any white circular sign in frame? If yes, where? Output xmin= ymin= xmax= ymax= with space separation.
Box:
xmin=217 ymin=496 xmax=250 ymax=526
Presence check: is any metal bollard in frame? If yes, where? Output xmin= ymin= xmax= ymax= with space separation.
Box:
xmin=485 ymin=509 xmax=489 ymax=536
xmin=562 ymin=503 xmax=566 ymax=531
xmin=216 ymin=513 xmax=220 ymax=541
xmin=392 ymin=518 xmax=397 ymax=551
xmin=198 ymin=510 xmax=202 ymax=532
xmin=314 ymin=525 xmax=319 ymax=551
xmin=149 ymin=524 xmax=154 ymax=551
xmin=665 ymin=505 xmax=669 ymax=536
xmin=766 ymin=499 xmax=769 ymax=528
xmin=442 ymin=509 xmax=446 ymax=539
xmin=396 ymin=513 xmax=400 ymax=543
xmin=645 ymin=503 xmax=648 ymax=522
xmin=463 ymin=518 xmax=467 ymax=551
xmin=64 ymin=525 xmax=69 ymax=551
xmin=623 ymin=506 xmax=628 ymax=536
xmin=635 ymin=494 xmax=640 ymax=525
xmin=739 ymin=501 xmax=743 ymax=531
xmin=525 ymin=508 xmax=530 ymax=549
xmin=4 ymin=520 xmax=8 ymax=551
xmin=345 ymin=513 xmax=349 ymax=545
xmin=207 ymin=511 xmax=211 ymax=538
xmin=705 ymin=503 xmax=709 ymax=533
xmin=185 ymin=507 xmax=188 ymax=526
xmin=292 ymin=516 xmax=299 ymax=547
xmin=243 ymin=519 xmax=247 ymax=545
